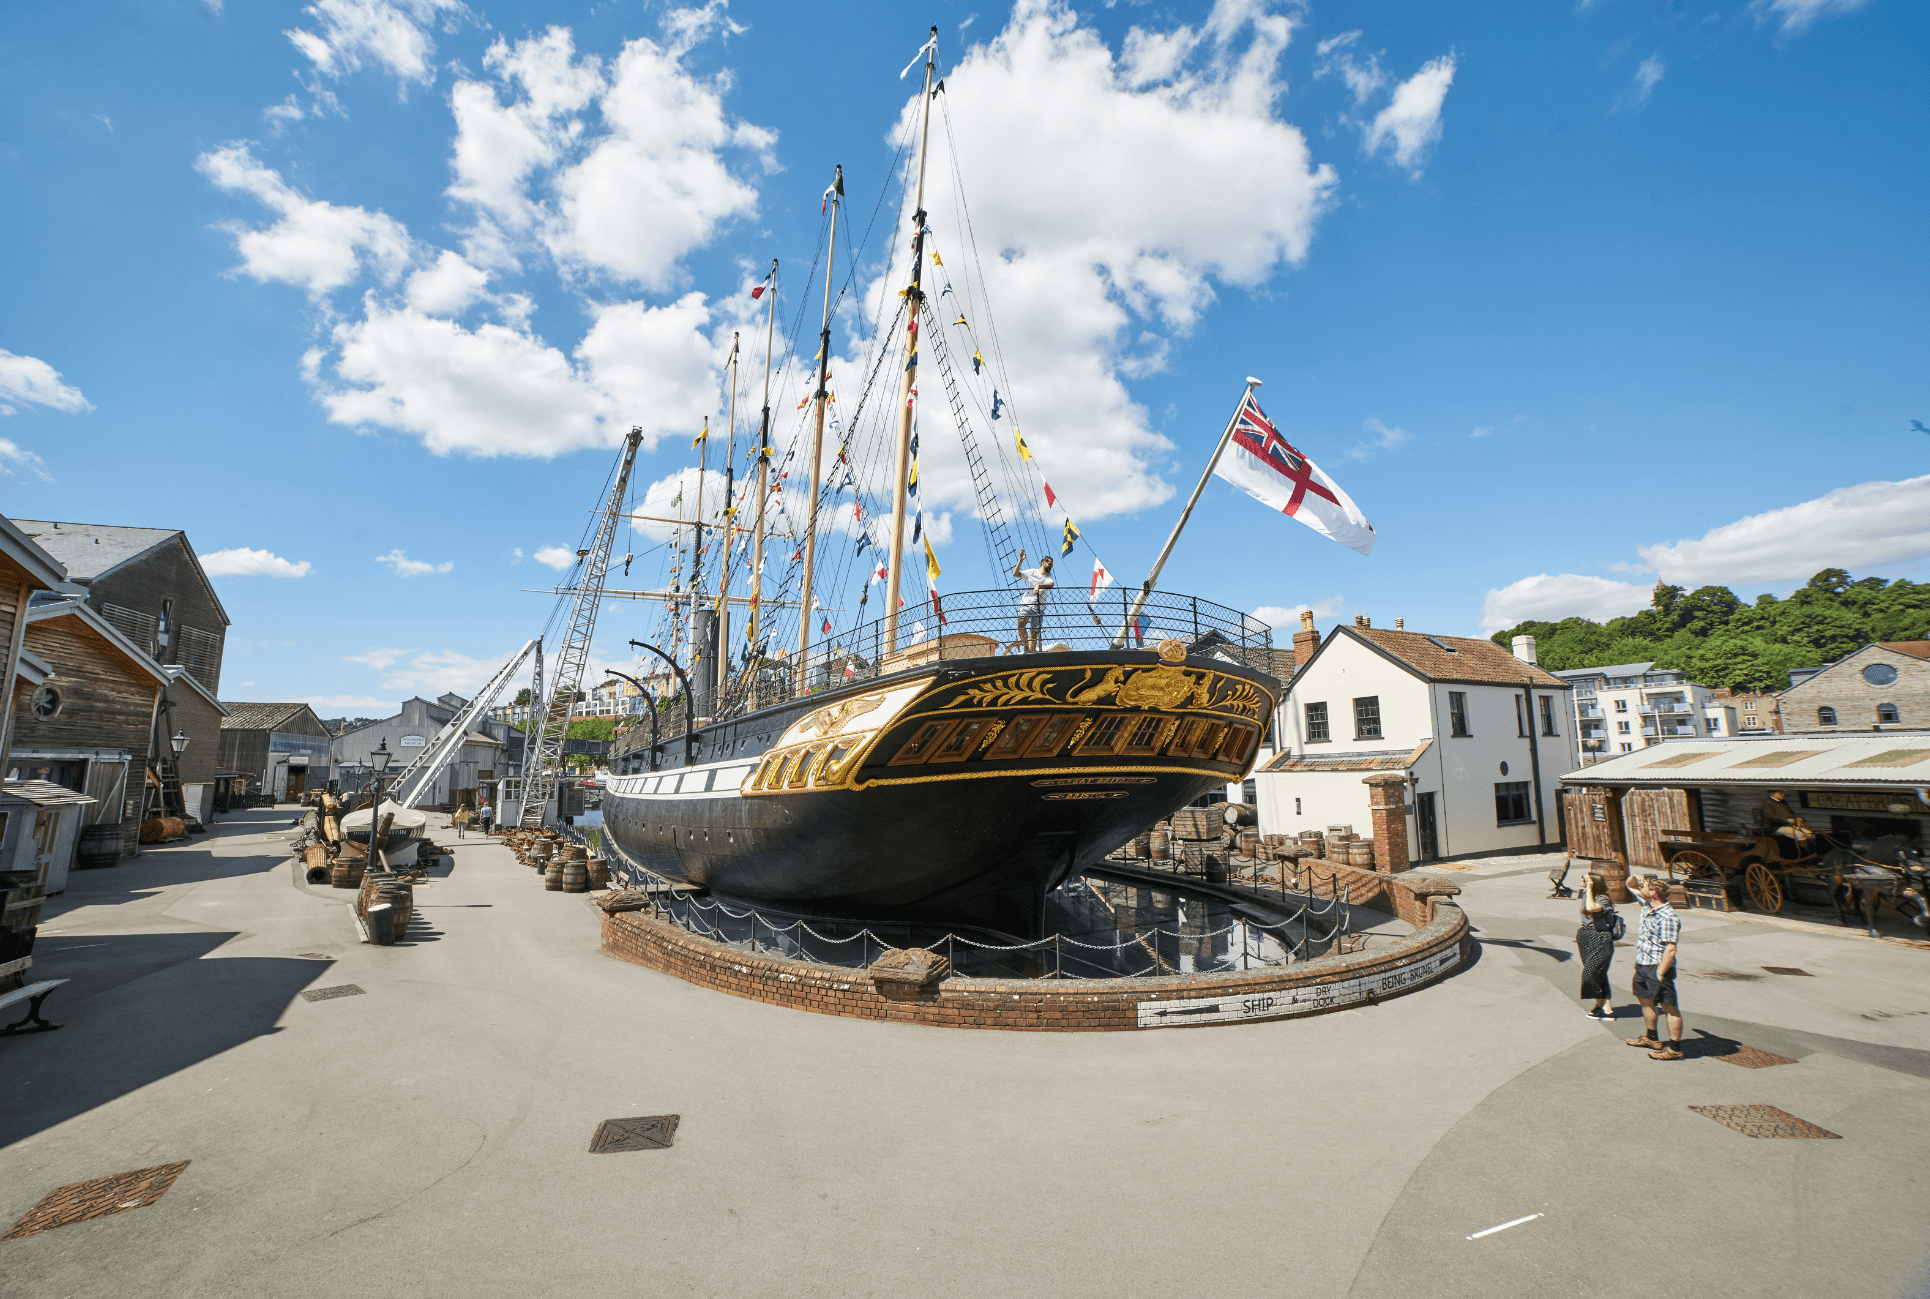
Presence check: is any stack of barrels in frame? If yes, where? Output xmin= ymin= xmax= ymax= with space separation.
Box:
xmin=358 ymin=871 xmax=415 ymax=945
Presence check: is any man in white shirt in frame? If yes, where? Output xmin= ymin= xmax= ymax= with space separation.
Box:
xmin=1008 ymin=551 xmax=1055 ymax=654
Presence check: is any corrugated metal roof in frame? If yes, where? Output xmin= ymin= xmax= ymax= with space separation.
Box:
xmin=1560 ymin=733 xmax=1930 ymax=787
xmin=0 ymin=779 xmax=98 ymax=808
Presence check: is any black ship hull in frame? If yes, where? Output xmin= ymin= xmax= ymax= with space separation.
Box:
xmin=599 ymin=647 xmax=1280 ymax=935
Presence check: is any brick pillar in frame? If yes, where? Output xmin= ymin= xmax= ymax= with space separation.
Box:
xmin=1363 ymin=772 xmax=1411 ymax=874
xmin=1292 ymin=609 xmax=1320 ymax=665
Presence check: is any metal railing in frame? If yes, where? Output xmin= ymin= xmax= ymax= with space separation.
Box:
xmin=615 ymin=587 xmax=1271 ymax=761
xmin=596 ymin=831 xmax=1351 ymax=979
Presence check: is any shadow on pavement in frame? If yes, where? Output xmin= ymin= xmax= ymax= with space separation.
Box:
xmin=0 ymin=930 xmax=323 ymax=1148
xmin=42 ymin=808 xmax=299 ymax=918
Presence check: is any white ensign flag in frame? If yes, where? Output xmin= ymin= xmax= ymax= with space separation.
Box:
xmin=1213 ymin=390 xmax=1376 ymax=556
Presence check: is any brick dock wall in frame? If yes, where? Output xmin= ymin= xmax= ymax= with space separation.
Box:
xmin=598 ymin=865 xmax=1470 ymax=1032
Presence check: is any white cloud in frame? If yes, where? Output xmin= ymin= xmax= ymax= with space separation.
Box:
xmin=884 ymin=0 xmax=1336 ymax=522
xmin=404 ymin=249 xmax=489 ymax=315
xmin=1616 ymin=55 xmax=1665 ymax=113
xmin=533 ymin=545 xmax=576 ymax=569
xmin=1347 ymin=416 xmax=1412 ymax=459
xmin=1252 ymin=596 xmax=1345 ymax=631
xmin=286 ymin=0 xmax=469 ymax=91
xmin=196 ymin=143 xmax=412 ymax=296
xmin=1364 ymin=54 xmax=1456 ymax=175
xmin=0 ymin=349 xmax=92 ymax=416
xmin=370 ymin=647 xmax=507 ymax=697
xmin=1636 ymin=476 xmax=1930 ymax=586
xmin=344 ymin=646 xmax=408 ymax=670
xmin=304 ymin=693 xmax=394 ymax=712
xmin=200 ymin=547 xmax=313 ymax=578
xmin=1751 ymin=0 xmax=1867 ymax=36
xmin=375 ymin=548 xmax=454 ymax=576
xmin=1480 ymin=574 xmax=1654 ymax=633
xmin=1470 ymin=425 xmax=1493 ymax=438
xmin=0 ymin=439 xmax=52 ymax=481
xmin=1313 ymin=30 xmax=1386 ymax=104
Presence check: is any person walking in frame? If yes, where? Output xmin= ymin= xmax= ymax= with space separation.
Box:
xmin=1626 ymin=874 xmax=1685 ymax=1059
xmin=1576 ymin=871 xmax=1621 ymax=1020
xmin=1007 ymin=551 xmax=1055 ymax=654
xmin=453 ymin=802 xmax=472 ymax=839
xmin=477 ymin=795 xmax=493 ymax=837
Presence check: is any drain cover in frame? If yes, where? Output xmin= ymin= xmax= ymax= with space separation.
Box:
xmin=299 ymin=984 xmax=365 ymax=1002
xmin=4 ymin=1161 xmax=191 ymax=1240
xmin=1717 ymin=1043 xmax=1798 ymax=1069
xmin=1762 ymin=966 xmax=1812 ymax=976
xmin=589 ymin=1115 xmax=680 ymax=1153
xmin=1689 ymin=1105 xmax=1839 ymax=1139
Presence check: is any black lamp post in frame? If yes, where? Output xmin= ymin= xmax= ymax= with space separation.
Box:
xmin=169 ymin=729 xmax=189 ymax=759
xmin=604 ymin=670 xmax=661 ymax=772
xmin=369 ymin=739 xmax=392 ymax=819
xmin=628 ymin=641 xmax=700 ymax=764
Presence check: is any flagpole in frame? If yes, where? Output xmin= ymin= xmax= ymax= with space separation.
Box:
xmin=797 ymin=167 xmax=841 ymax=687
xmin=886 ymin=28 xmax=938 ymax=659
xmin=1114 ymin=377 xmax=1260 ymax=648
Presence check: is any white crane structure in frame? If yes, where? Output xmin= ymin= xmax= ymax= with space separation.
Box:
xmin=388 ymin=637 xmax=542 ymax=810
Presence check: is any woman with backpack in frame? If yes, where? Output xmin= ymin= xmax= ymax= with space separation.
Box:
xmin=1577 ymin=871 xmax=1622 ymax=1020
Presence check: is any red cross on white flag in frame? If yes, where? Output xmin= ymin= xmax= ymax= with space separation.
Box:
xmin=1214 ymin=390 xmax=1376 ymax=556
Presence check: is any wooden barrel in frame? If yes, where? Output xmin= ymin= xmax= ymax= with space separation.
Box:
xmin=1225 ymin=804 xmax=1257 ymax=828
xmin=1239 ymin=830 xmax=1261 ymax=857
xmin=586 ymin=856 xmax=610 ymax=889
xmin=1131 ymin=833 xmax=1152 ymax=859
xmin=530 ymin=839 xmax=553 ymax=862
xmin=1349 ymin=841 xmax=1376 ymax=870
xmin=331 ymin=855 xmax=365 ymax=889
xmin=77 ymin=824 xmax=121 ymax=870
xmin=1597 ymin=860 xmax=1633 ymax=904
xmin=1149 ymin=830 xmax=1171 ymax=861
xmin=544 ymin=861 xmax=565 ymax=891
xmin=561 ymin=860 xmax=589 ymax=893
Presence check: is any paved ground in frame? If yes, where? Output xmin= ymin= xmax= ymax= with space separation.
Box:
xmin=2 ymin=809 xmax=1927 ymax=1298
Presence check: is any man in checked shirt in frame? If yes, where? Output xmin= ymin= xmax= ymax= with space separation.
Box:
xmin=1626 ymin=875 xmax=1685 ymax=1060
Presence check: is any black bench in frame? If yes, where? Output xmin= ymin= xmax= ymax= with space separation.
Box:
xmin=0 ymin=979 xmax=68 ymax=1035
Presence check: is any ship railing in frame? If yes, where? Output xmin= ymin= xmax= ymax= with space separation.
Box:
xmin=596 ymin=831 xmax=1352 ymax=979
xmin=702 ymin=586 xmax=1274 ymax=727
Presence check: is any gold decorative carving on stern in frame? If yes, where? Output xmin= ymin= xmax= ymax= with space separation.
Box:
xmin=1213 ymin=680 xmax=1267 ymax=720
xmin=1066 ymin=663 xmax=1212 ymax=711
xmin=801 ymin=693 xmax=887 ymax=737
xmin=975 ymin=719 xmax=1006 ymax=753
xmin=955 ymin=670 xmax=1058 ymax=708
xmin=1064 ymin=717 xmax=1095 ymax=752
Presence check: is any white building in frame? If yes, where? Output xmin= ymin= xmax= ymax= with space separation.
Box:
xmin=1549 ymin=661 xmax=1726 ymax=762
xmin=1253 ymin=622 xmax=1576 ymax=865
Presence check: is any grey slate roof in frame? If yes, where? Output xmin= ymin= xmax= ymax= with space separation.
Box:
xmin=11 ymin=520 xmax=179 ymax=581
xmin=219 ymin=702 xmax=311 ymax=731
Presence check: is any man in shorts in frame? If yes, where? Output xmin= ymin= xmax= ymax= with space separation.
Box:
xmin=1626 ymin=874 xmax=1685 ymax=1060
xmin=1007 ymin=550 xmax=1055 ymax=654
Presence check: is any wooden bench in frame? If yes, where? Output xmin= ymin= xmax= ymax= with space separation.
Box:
xmin=0 ymin=979 xmax=68 ymax=1035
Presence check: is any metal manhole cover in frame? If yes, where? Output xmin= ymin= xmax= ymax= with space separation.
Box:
xmin=1717 ymin=1043 xmax=1798 ymax=1069
xmin=1762 ymin=966 xmax=1812 ymax=976
xmin=4 ymin=1161 xmax=191 ymax=1240
xmin=1689 ymin=1105 xmax=1839 ymax=1139
xmin=589 ymin=1115 xmax=679 ymax=1154
xmin=299 ymin=984 xmax=365 ymax=1002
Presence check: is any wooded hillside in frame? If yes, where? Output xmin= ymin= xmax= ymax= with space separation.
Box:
xmin=1488 ymin=569 xmax=1930 ymax=692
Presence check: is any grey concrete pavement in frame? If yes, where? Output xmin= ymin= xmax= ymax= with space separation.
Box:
xmin=2 ymin=817 xmax=1927 ymax=1298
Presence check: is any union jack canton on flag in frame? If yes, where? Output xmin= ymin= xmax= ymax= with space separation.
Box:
xmin=1212 ymin=390 xmax=1376 ymax=556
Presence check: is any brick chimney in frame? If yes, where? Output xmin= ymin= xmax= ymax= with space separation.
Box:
xmin=1362 ymin=772 xmax=1411 ymax=874
xmin=1354 ymin=613 xmax=1372 ymax=629
xmin=1292 ymin=609 xmax=1320 ymax=665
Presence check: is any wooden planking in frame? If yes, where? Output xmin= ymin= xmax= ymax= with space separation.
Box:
xmin=1563 ymin=785 xmax=1625 ymax=863
xmin=1623 ymin=787 xmax=1702 ymax=869
xmin=164 ymin=688 xmax=226 ymax=786
xmin=89 ymin=535 xmax=228 ymax=696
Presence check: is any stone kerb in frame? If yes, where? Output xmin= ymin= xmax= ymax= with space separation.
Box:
xmin=598 ymin=870 xmax=1468 ymax=1032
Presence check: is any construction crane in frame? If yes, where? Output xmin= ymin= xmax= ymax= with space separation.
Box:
xmin=519 ymin=428 xmax=644 ymax=827
xmin=385 ymin=637 xmax=541 ymax=810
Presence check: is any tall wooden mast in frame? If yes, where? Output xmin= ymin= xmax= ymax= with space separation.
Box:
xmin=748 ymin=259 xmax=777 ymax=653
xmin=797 ymin=166 xmax=842 ymax=678
xmin=717 ymin=331 xmax=741 ymax=700
xmin=885 ymin=28 xmax=938 ymax=656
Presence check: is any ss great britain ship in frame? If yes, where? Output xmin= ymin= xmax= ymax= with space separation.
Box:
xmin=522 ymin=30 xmax=1290 ymax=936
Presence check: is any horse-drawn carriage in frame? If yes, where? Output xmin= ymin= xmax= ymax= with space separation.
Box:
xmin=1659 ymin=827 xmax=1927 ymax=937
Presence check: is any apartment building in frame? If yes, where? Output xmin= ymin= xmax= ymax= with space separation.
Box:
xmin=1710 ymin=689 xmax=1783 ymax=734
xmin=1550 ymin=661 xmax=1725 ymax=762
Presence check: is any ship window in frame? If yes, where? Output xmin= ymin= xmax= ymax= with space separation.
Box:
xmin=1192 ymin=721 xmax=1228 ymax=758
xmin=987 ymin=715 xmax=1047 ymax=759
xmin=930 ymin=719 xmax=988 ymax=763
xmin=1167 ymin=718 xmax=1201 ymax=755
xmin=1026 ymin=714 xmax=1084 ymax=757
xmin=1077 ymin=715 xmax=1132 ymax=756
xmin=1120 ymin=715 xmax=1165 ymax=755
xmin=1218 ymin=726 xmax=1255 ymax=765
xmin=890 ymin=721 xmax=957 ymax=766
xmin=788 ymin=747 xmax=820 ymax=788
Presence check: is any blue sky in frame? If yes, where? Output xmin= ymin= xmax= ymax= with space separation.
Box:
xmin=2 ymin=0 xmax=1925 ymax=713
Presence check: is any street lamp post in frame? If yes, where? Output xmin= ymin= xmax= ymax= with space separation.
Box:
xmin=628 ymin=641 xmax=701 ymax=765
xmin=368 ymin=740 xmax=393 ymax=850
xmin=604 ymin=670 xmax=661 ymax=772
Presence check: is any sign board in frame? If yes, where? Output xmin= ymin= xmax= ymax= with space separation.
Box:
xmin=400 ymin=735 xmax=427 ymax=747
xmin=1802 ymin=790 xmax=1930 ymax=816
xmin=1136 ymin=943 xmax=1462 ymax=1029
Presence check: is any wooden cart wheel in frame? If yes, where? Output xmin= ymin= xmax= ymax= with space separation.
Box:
xmin=1668 ymin=850 xmax=1722 ymax=880
xmin=1746 ymin=863 xmax=1784 ymax=914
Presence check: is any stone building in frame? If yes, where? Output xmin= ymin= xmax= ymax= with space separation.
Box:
xmin=1779 ymin=642 xmax=1930 ymax=734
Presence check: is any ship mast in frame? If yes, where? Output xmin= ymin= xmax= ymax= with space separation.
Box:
xmin=885 ymin=28 xmax=938 ymax=656
xmin=717 ymin=331 xmax=741 ymax=701
xmin=749 ymin=259 xmax=777 ymax=660
xmin=797 ymin=165 xmax=842 ymax=680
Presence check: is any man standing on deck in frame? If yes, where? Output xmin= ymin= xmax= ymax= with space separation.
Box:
xmin=1008 ymin=551 xmax=1054 ymax=654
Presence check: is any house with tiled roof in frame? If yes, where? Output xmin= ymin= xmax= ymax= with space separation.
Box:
xmin=218 ymin=702 xmax=332 ymax=801
xmin=1253 ymin=616 xmax=1576 ymax=865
